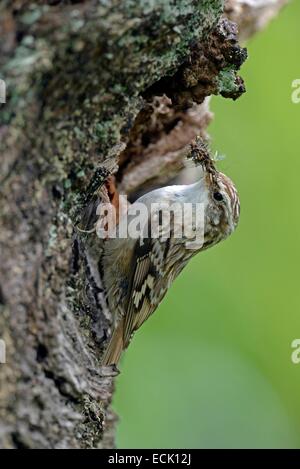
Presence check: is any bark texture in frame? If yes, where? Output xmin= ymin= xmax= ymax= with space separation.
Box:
xmin=0 ymin=0 xmax=286 ymax=449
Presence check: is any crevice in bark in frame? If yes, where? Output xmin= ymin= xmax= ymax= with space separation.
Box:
xmin=11 ymin=432 xmax=30 ymax=450
xmin=116 ymin=18 xmax=247 ymax=199
xmin=0 ymin=285 xmax=6 ymax=306
xmin=43 ymin=369 xmax=81 ymax=404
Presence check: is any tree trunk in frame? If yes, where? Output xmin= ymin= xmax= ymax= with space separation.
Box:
xmin=0 ymin=0 xmax=286 ymax=449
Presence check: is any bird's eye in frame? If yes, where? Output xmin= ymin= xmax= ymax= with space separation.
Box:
xmin=213 ymin=191 xmax=223 ymax=202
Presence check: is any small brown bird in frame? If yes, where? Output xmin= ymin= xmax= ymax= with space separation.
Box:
xmin=100 ymin=142 xmax=240 ymax=366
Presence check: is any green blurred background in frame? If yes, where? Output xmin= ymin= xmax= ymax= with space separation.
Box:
xmin=114 ymin=1 xmax=300 ymax=448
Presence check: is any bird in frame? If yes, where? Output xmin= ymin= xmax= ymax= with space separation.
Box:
xmin=99 ymin=140 xmax=240 ymax=366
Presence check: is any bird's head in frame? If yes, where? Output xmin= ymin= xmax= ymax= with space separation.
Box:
xmin=203 ymin=170 xmax=240 ymax=247
xmin=188 ymin=138 xmax=240 ymax=248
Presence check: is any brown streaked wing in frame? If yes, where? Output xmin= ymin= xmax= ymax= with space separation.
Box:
xmin=122 ymin=235 xmax=170 ymax=347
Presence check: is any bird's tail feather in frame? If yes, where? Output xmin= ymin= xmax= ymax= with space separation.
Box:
xmin=101 ymin=320 xmax=124 ymax=366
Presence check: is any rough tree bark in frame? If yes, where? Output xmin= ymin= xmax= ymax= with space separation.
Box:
xmin=0 ymin=0 xmax=287 ymax=449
